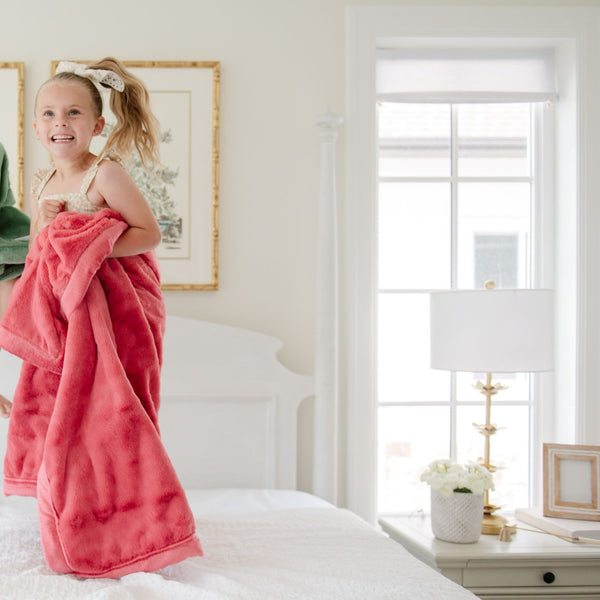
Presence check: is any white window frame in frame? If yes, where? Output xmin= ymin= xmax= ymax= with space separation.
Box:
xmin=345 ymin=5 xmax=600 ymax=524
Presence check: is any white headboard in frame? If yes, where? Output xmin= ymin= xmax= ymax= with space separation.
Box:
xmin=0 ymin=316 xmax=314 ymax=491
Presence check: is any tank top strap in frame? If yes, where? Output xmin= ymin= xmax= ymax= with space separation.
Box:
xmin=80 ymin=149 xmax=124 ymax=194
xmin=79 ymin=161 xmax=101 ymax=195
xmin=31 ymin=164 xmax=56 ymax=202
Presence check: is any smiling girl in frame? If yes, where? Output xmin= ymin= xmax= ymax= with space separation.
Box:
xmin=0 ymin=59 xmax=202 ymax=576
xmin=0 ymin=59 xmax=163 ymax=420
xmin=31 ymin=58 xmax=161 ymax=256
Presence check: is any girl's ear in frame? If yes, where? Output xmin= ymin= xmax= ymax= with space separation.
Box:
xmin=33 ymin=121 xmax=40 ymax=140
xmin=93 ymin=116 xmax=106 ymax=136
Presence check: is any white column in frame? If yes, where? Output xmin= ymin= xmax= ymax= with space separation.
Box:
xmin=313 ymin=110 xmax=343 ymax=504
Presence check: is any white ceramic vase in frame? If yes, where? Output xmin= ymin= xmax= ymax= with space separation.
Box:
xmin=430 ymin=488 xmax=484 ymax=544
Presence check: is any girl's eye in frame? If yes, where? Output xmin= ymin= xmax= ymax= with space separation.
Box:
xmin=43 ymin=110 xmax=53 ymax=117
xmin=69 ymin=109 xmax=80 ymax=116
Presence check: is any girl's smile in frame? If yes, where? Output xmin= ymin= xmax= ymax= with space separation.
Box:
xmin=51 ymin=134 xmax=75 ymax=142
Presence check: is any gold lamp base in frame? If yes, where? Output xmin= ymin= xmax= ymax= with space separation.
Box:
xmin=482 ymin=512 xmax=509 ymax=535
xmin=481 ymin=500 xmax=508 ymax=535
xmin=473 ymin=364 xmax=513 ymax=536
xmin=482 ymin=502 xmax=517 ymax=536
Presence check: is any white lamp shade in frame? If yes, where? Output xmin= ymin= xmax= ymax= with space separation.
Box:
xmin=430 ymin=289 xmax=554 ymax=373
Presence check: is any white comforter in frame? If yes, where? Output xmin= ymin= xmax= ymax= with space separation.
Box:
xmin=0 ymin=505 xmax=474 ymax=600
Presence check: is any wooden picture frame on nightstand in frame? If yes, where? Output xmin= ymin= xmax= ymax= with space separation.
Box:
xmin=543 ymin=443 xmax=600 ymax=521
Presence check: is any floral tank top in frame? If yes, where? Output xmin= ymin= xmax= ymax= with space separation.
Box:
xmin=32 ymin=151 xmax=122 ymax=215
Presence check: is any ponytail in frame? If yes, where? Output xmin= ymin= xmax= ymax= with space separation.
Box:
xmin=88 ymin=57 xmax=160 ymax=169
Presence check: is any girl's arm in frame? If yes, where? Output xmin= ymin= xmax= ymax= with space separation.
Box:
xmin=94 ymin=160 xmax=161 ymax=257
xmin=0 ymin=394 xmax=11 ymax=418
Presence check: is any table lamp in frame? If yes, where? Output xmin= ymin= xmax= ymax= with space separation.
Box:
xmin=429 ymin=282 xmax=554 ymax=534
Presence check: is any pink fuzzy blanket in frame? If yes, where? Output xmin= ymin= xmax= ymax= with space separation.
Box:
xmin=0 ymin=209 xmax=202 ymax=577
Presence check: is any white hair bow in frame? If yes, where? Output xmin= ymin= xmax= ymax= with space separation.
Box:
xmin=55 ymin=61 xmax=125 ymax=92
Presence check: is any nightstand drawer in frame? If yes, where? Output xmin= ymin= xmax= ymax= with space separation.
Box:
xmin=463 ymin=565 xmax=600 ymax=588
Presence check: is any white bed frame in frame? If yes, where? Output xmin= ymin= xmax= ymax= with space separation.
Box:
xmin=159 ymin=316 xmax=314 ymax=490
xmin=0 ymin=315 xmax=315 ymax=493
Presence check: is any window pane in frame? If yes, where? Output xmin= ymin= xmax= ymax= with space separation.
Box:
xmin=456 ymin=404 xmax=530 ymax=510
xmin=379 ymin=182 xmax=451 ymax=289
xmin=474 ymin=234 xmax=519 ymax=288
xmin=457 ymin=104 xmax=531 ymax=177
xmin=378 ymin=405 xmax=450 ymax=513
xmin=378 ymin=294 xmax=450 ymax=404
xmin=378 ymin=103 xmax=450 ymax=177
xmin=457 ymin=182 xmax=531 ymax=289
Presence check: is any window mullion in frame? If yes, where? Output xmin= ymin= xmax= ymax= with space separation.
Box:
xmin=449 ymin=104 xmax=459 ymax=461
xmin=451 ymin=104 xmax=459 ymax=289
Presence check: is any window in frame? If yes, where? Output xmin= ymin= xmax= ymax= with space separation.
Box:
xmin=377 ymin=102 xmax=540 ymax=515
xmin=474 ymin=234 xmax=520 ymax=290
xmin=346 ymin=5 xmax=589 ymax=527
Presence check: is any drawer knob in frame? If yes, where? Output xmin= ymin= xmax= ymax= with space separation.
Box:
xmin=543 ymin=571 xmax=556 ymax=584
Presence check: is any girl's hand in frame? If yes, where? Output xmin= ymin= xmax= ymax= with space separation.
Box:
xmin=37 ymin=198 xmax=65 ymax=231
xmin=0 ymin=394 xmax=12 ymax=418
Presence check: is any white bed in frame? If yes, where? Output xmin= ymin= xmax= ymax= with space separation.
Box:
xmin=0 ymin=316 xmax=476 ymax=599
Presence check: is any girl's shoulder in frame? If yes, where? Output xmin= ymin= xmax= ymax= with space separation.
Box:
xmin=94 ymin=149 xmax=127 ymax=175
xmin=94 ymin=152 xmax=135 ymax=192
xmin=96 ymin=154 xmax=128 ymax=179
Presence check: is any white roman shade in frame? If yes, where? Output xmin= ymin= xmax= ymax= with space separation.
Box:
xmin=376 ymin=48 xmax=558 ymax=103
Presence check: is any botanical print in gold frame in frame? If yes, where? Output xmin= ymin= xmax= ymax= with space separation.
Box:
xmin=51 ymin=60 xmax=220 ymax=290
xmin=0 ymin=63 xmax=25 ymax=209
xmin=543 ymin=443 xmax=600 ymax=521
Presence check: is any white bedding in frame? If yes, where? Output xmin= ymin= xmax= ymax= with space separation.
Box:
xmin=184 ymin=488 xmax=334 ymax=514
xmin=0 ymin=489 xmax=328 ymax=520
xmin=0 ymin=490 xmax=476 ymax=600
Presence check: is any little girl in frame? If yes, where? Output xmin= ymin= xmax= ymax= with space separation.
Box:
xmin=0 ymin=58 xmax=202 ymax=577
xmin=1 ymin=60 xmax=161 ymax=417
xmin=31 ymin=58 xmax=161 ymax=254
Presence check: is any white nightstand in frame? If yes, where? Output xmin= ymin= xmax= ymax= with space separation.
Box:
xmin=379 ymin=515 xmax=600 ymax=599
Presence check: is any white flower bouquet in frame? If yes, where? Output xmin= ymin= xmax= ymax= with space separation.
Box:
xmin=420 ymin=459 xmax=494 ymax=496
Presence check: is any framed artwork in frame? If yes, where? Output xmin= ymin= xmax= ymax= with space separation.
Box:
xmin=51 ymin=60 xmax=220 ymax=290
xmin=0 ymin=63 xmax=24 ymax=209
xmin=543 ymin=443 xmax=600 ymax=521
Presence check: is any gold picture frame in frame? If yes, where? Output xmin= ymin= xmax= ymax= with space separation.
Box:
xmin=0 ymin=62 xmax=25 ymax=209
xmin=543 ymin=443 xmax=600 ymax=521
xmin=51 ymin=60 xmax=220 ymax=290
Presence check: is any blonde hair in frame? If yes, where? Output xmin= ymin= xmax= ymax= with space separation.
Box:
xmin=42 ymin=57 xmax=160 ymax=168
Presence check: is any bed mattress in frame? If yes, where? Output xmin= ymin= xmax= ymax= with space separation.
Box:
xmin=0 ymin=489 xmax=476 ymax=600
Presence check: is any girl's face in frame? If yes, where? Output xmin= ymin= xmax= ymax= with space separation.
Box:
xmin=33 ymin=80 xmax=105 ymax=162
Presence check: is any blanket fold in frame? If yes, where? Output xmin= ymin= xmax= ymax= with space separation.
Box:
xmin=0 ymin=209 xmax=202 ymax=577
